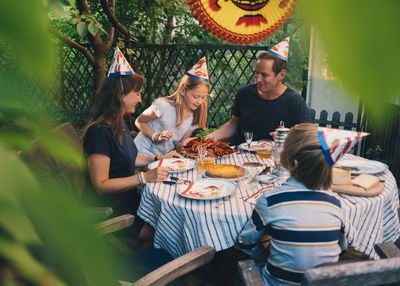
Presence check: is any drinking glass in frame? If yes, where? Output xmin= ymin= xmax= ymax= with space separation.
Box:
xmin=256 ymin=140 xmax=273 ymax=160
xmin=244 ymin=132 xmax=253 ymax=151
xmin=244 ymin=132 xmax=254 ymax=161
xmin=197 ymin=145 xmax=205 ymax=171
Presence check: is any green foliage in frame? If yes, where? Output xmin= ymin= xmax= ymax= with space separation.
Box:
xmin=364 ymin=145 xmax=391 ymax=166
xmin=0 ymin=0 xmax=120 ymax=284
xmin=365 ymin=145 xmax=383 ymax=159
xmin=299 ymin=0 xmax=400 ymax=120
xmin=194 ymin=128 xmax=217 ymax=138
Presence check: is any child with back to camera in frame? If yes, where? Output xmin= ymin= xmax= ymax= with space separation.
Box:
xmin=237 ymin=123 xmax=361 ymax=285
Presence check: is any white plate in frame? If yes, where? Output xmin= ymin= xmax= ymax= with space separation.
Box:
xmin=203 ymin=168 xmax=249 ymax=181
xmin=335 ymin=159 xmax=388 ymax=175
xmin=177 ymin=179 xmax=237 ymax=200
xmin=258 ymin=174 xmax=279 ymax=184
xmin=148 ymin=158 xmax=196 ymax=173
xmin=238 ymin=141 xmax=273 ymax=152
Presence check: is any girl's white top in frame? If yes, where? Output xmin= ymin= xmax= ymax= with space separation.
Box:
xmin=134 ymin=98 xmax=197 ymax=155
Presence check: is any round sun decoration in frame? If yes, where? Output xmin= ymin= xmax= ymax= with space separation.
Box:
xmin=186 ymin=0 xmax=298 ymax=44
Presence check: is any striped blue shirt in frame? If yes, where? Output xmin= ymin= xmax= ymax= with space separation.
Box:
xmin=238 ymin=177 xmax=347 ymax=286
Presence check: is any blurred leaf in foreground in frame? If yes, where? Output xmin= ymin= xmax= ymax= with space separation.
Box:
xmin=299 ymin=0 xmax=400 ymax=119
xmin=0 ymin=0 xmax=121 ymax=285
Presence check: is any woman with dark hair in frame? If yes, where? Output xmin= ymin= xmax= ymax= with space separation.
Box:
xmin=134 ymin=57 xmax=209 ymax=155
xmin=83 ymin=48 xmax=179 ymax=246
xmin=238 ymin=123 xmax=350 ymax=286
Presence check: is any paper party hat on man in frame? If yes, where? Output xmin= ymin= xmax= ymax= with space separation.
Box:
xmin=107 ymin=47 xmax=134 ymax=77
xmin=317 ymin=127 xmax=369 ymax=166
xmin=267 ymin=37 xmax=290 ymax=61
xmin=185 ymin=56 xmax=209 ymax=82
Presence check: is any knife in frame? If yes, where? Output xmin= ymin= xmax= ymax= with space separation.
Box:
xmin=162 ymin=180 xmax=177 ymax=185
xmin=170 ymin=176 xmax=191 ymax=183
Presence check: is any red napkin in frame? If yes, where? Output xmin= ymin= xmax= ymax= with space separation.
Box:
xmin=244 ymin=186 xmax=274 ymax=202
xmin=182 ymin=181 xmax=194 ymax=194
xmin=157 ymin=158 xmax=164 ymax=167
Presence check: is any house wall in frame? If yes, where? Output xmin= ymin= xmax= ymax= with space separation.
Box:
xmin=306 ymin=28 xmax=359 ymax=120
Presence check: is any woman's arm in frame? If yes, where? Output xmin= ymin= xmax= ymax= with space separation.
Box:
xmin=88 ymin=153 xmax=172 ymax=195
xmin=135 ymin=153 xmax=159 ymax=167
xmin=135 ymin=150 xmax=183 ymax=168
xmin=88 ymin=153 xmax=141 ymax=194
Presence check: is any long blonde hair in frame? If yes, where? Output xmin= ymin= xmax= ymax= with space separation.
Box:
xmin=162 ymin=75 xmax=209 ymax=129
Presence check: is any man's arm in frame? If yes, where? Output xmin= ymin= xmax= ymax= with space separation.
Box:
xmin=205 ymin=116 xmax=240 ymax=141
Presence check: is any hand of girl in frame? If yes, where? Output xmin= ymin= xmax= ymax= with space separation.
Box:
xmin=143 ymin=167 xmax=169 ymax=183
xmin=157 ymin=130 xmax=173 ymax=142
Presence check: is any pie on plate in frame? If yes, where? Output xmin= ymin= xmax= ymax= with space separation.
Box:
xmin=205 ymin=164 xmax=246 ymax=179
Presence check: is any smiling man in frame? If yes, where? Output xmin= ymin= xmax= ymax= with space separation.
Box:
xmin=205 ymin=38 xmax=311 ymax=144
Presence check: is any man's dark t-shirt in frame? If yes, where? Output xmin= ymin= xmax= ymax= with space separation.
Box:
xmin=232 ymin=84 xmax=311 ymax=144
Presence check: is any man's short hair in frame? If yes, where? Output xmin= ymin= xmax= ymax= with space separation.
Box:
xmin=257 ymin=51 xmax=288 ymax=75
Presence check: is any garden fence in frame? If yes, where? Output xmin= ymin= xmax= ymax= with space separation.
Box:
xmin=5 ymin=43 xmax=399 ymax=183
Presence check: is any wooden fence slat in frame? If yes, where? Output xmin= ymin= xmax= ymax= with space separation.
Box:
xmin=344 ymin=113 xmax=354 ymax=130
xmin=319 ymin=110 xmax=328 ymax=127
xmin=331 ymin=111 xmax=341 ymax=129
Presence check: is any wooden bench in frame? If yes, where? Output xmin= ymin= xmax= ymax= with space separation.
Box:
xmin=238 ymin=242 xmax=400 ymax=286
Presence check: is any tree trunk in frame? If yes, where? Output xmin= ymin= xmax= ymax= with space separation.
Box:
xmin=163 ymin=16 xmax=174 ymax=45
xmin=93 ymin=49 xmax=108 ymax=97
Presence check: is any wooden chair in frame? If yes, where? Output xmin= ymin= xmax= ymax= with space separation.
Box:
xmin=25 ymin=122 xmax=86 ymax=198
xmin=238 ymin=242 xmax=400 ymax=286
xmin=301 ymin=256 xmax=400 ymax=286
xmin=120 ymin=245 xmax=216 ymax=286
xmin=94 ymin=213 xmax=216 ymax=286
xmin=237 ymin=260 xmax=264 ymax=286
xmin=24 ymin=122 xmax=138 ymax=254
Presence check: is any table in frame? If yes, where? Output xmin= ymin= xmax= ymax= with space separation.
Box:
xmin=138 ymin=152 xmax=400 ymax=259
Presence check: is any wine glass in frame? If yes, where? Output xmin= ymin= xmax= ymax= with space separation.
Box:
xmin=244 ymin=131 xmax=253 ymax=160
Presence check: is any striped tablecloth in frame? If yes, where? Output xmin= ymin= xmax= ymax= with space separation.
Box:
xmin=138 ymin=152 xmax=400 ymax=259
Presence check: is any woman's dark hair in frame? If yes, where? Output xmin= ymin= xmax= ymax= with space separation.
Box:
xmin=280 ymin=123 xmax=332 ymax=190
xmin=83 ymin=73 xmax=145 ymax=143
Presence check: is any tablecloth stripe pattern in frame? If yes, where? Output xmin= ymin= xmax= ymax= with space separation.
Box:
xmin=138 ymin=152 xmax=400 ymax=259
xmin=339 ymin=154 xmax=400 ymax=258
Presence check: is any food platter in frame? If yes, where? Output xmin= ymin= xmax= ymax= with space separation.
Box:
xmin=204 ymin=166 xmax=249 ymax=181
xmin=178 ymin=138 xmax=236 ymax=158
xmin=179 ymin=149 xmax=232 ymax=159
xmin=177 ymin=179 xmax=237 ymax=200
xmin=334 ymin=159 xmax=388 ymax=175
xmin=147 ymin=158 xmax=196 ymax=173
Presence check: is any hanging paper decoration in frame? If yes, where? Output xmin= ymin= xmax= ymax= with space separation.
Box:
xmin=186 ymin=0 xmax=298 ymax=45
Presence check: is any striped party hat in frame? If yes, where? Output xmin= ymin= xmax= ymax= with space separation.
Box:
xmin=317 ymin=127 xmax=369 ymax=166
xmin=185 ymin=56 xmax=209 ymax=82
xmin=107 ymin=47 xmax=134 ymax=77
xmin=267 ymin=37 xmax=290 ymax=61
